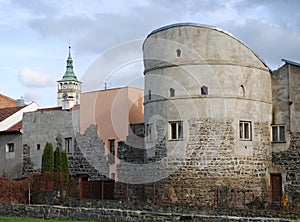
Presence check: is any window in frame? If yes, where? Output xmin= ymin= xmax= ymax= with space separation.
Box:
xmin=201 ymin=86 xmax=208 ymax=95
xmin=6 ymin=143 xmax=14 ymax=153
xmin=176 ymin=49 xmax=181 ymax=57
xmin=170 ymin=88 xmax=175 ymax=97
xmin=148 ymin=90 xmax=152 ymax=100
xmin=65 ymin=138 xmax=72 ymax=153
xmin=169 ymin=121 xmax=183 ymax=140
xmin=146 ymin=124 xmax=153 ymax=142
xmin=109 ymin=139 xmax=115 ymax=155
xmin=272 ymin=125 xmax=285 ymax=142
xmin=240 ymin=85 xmax=245 ymax=97
xmin=239 ymin=121 xmax=252 ymax=140
xmin=37 ymin=144 xmax=41 ymax=150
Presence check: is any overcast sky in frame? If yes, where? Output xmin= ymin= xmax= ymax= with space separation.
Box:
xmin=0 ymin=0 xmax=299 ymax=107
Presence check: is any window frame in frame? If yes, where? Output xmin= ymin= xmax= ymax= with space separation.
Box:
xmin=169 ymin=88 xmax=175 ymax=97
xmin=201 ymin=85 xmax=208 ymax=95
xmin=168 ymin=121 xmax=183 ymax=141
xmin=272 ymin=125 xmax=286 ymax=143
xmin=64 ymin=137 xmax=73 ymax=154
xmin=146 ymin=123 xmax=153 ymax=142
xmin=6 ymin=143 xmax=14 ymax=153
xmin=108 ymin=139 xmax=115 ymax=155
xmin=239 ymin=121 xmax=252 ymax=141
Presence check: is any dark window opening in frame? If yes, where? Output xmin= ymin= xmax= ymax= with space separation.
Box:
xmin=170 ymin=88 xmax=175 ymax=97
xmin=201 ymin=86 xmax=208 ymax=95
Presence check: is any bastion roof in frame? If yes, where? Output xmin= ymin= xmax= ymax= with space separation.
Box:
xmin=146 ymin=22 xmax=270 ymax=71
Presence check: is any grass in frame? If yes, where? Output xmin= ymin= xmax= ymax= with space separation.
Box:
xmin=0 ymin=217 xmax=98 ymax=221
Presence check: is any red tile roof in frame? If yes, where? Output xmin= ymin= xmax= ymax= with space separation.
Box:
xmin=0 ymin=106 xmax=25 ymax=122
xmin=37 ymin=106 xmax=62 ymax=111
xmin=5 ymin=121 xmax=22 ymax=132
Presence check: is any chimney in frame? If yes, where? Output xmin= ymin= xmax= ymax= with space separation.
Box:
xmin=16 ymin=97 xmax=25 ymax=107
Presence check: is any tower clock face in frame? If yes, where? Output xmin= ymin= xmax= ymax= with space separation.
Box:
xmin=62 ymin=92 xmax=68 ymax=99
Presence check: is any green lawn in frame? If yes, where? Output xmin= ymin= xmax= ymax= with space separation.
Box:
xmin=0 ymin=217 xmax=98 ymax=222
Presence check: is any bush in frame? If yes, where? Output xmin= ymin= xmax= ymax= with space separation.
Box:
xmin=54 ymin=147 xmax=62 ymax=172
xmin=41 ymin=143 xmax=54 ymax=173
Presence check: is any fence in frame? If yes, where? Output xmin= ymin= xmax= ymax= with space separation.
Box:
xmin=1 ymin=175 xmax=299 ymax=212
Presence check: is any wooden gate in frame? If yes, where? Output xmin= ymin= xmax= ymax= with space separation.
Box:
xmin=81 ymin=180 xmax=114 ymax=200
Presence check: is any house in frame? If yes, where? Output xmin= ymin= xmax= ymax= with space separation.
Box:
xmin=0 ymin=94 xmax=16 ymax=108
xmin=0 ymin=102 xmax=39 ymax=179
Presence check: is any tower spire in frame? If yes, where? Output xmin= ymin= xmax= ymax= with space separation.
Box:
xmin=59 ymin=45 xmax=78 ymax=81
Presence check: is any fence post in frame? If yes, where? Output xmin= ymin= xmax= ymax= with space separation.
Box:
xmin=101 ymin=180 xmax=104 ymax=200
xmin=216 ymin=186 xmax=219 ymax=207
xmin=152 ymin=183 xmax=155 ymax=204
xmin=126 ymin=183 xmax=128 ymax=202
xmin=181 ymin=185 xmax=184 ymax=206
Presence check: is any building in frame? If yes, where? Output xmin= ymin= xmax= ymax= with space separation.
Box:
xmin=80 ymin=87 xmax=144 ymax=179
xmin=0 ymin=102 xmax=39 ymax=179
xmin=117 ymin=23 xmax=296 ymax=206
xmin=57 ymin=46 xmax=82 ymax=107
xmin=271 ymin=59 xmax=300 ymax=203
xmin=0 ymin=94 xmax=16 ymax=108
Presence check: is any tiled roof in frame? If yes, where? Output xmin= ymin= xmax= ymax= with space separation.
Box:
xmin=5 ymin=121 xmax=22 ymax=132
xmin=37 ymin=106 xmax=63 ymax=111
xmin=0 ymin=106 xmax=25 ymax=122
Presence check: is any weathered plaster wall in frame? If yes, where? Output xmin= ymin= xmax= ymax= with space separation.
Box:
xmin=0 ymin=133 xmax=22 ymax=179
xmin=22 ymin=108 xmax=79 ymax=172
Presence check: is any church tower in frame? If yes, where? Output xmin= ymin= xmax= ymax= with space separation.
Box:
xmin=57 ymin=46 xmax=82 ymax=107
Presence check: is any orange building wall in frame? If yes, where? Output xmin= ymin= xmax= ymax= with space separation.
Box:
xmin=80 ymin=87 xmax=144 ymax=179
xmin=0 ymin=94 xmax=16 ymax=108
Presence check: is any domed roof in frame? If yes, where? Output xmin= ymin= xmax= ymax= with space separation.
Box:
xmin=145 ymin=22 xmax=270 ymax=71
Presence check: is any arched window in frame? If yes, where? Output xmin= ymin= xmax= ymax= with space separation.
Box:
xmin=240 ymin=85 xmax=245 ymax=97
xmin=176 ymin=49 xmax=181 ymax=57
xmin=201 ymin=85 xmax=208 ymax=95
xmin=170 ymin=88 xmax=175 ymax=97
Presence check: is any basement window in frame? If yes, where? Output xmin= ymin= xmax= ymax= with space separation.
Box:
xmin=272 ymin=125 xmax=285 ymax=142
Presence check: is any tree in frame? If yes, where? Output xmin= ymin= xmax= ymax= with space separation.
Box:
xmin=54 ymin=147 xmax=62 ymax=172
xmin=41 ymin=142 xmax=54 ymax=173
xmin=61 ymin=150 xmax=69 ymax=175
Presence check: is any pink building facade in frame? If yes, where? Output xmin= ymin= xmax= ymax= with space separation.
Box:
xmin=80 ymin=87 xmax=144 ymax=179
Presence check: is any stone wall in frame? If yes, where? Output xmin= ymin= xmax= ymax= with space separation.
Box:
xmin=116 ymin=118 xmax=272 ymax=206
xmin=0 ymin=202 xmax=299 ymax=221
xmin=69 ymin=125 xmax=109 ymax=180
xmin=272 ymin=132 xmax=300 ymax=203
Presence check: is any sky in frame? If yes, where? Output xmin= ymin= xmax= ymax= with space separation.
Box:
xmin=0 ymin=0 xmax=300 ymax=107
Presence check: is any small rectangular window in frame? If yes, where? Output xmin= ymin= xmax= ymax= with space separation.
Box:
xmin=148 ymin=90 xmax=152 ymax=100
xmin=272 ymin=125 xmax=285 ymax=142
xmin=37 ymin=144 xmax=41 ymax=150
xmin=239 ymin=121 xmax=251 ymax=140
xmin=169 ymin=121 xmax=183 ymax=140
xmin=201 ymin=86 xmax=208 ymax=95
xmin=65 ymin=137 xmax=72 ymax=153
xmin=170 ymin=88 xmax=175 ymax=97
xmin=109 ymin=139 xmax=115 ymax=155
xmin=146 ymin=123 xmax=153 ymax=142
xmin=6 ymin=143 xmax=14 ymax=153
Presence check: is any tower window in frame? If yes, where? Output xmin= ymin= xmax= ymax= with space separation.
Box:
xmin=146 ymin=123 xmax=153 ymax=142
xmin=239 ymin=121 xmax=252 ymax=140
xmin=170 ymin=88 xmax=175 ymax=97
xmin=240 ymin=85 xmax=245 ymax=97
xmin=201 ymin=86 xmax=208 ymax=95
xmin=148 ymin=90 xmax=152 ymax=100
xmin=272 ymin=125 xmax=285 ymax=142
xmin=176 ymin=49 xmax=181 ymax=57
xmin=108 ymin=139 xmax=115 ymax=164
xmin=169 ymin=121 xmax=183 ymax=140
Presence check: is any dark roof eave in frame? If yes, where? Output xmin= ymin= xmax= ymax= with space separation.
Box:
xmin=282 ymin=59 xmax=300 ymax=67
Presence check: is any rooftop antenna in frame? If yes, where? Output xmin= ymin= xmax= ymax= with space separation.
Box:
xmin=104 ymin=82 xmax=111 ymax=90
